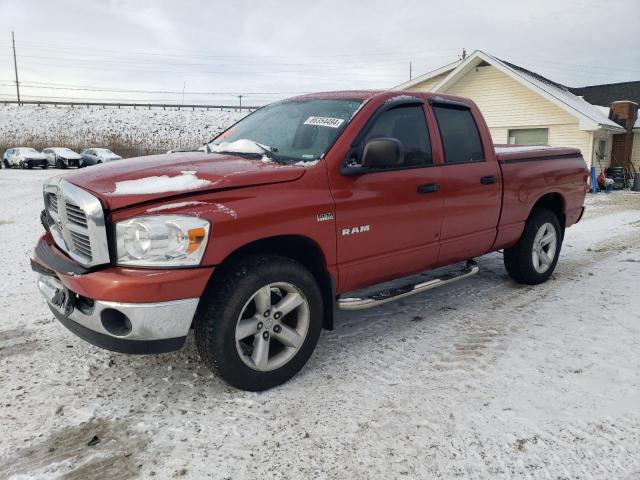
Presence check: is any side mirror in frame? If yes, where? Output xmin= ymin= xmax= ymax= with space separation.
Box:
xmin=361 ymin=138 xmax=404 ymax=169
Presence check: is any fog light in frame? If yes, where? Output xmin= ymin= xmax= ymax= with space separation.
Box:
xmin=101 ymin=308 xmax=132 ymax=337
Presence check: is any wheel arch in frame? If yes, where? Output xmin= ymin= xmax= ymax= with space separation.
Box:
xmin=212 ymin=234 xmax=336 ymax=330
xmin=529 ymin=192 xmax=566 ymax=233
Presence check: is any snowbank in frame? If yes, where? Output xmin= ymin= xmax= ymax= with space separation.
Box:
xmin=0 ymin=104 xmax=248 ymax=154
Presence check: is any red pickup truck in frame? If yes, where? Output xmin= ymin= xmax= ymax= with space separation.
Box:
xmin=32 ymin=91 xmax=588 ymax=390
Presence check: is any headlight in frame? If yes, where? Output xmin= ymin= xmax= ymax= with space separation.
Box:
xmin=116 ymin=215 xmax=210 ymax=267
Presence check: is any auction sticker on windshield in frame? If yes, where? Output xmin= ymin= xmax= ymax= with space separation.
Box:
xmin=304 ymin=116 xmax=345 ymax=128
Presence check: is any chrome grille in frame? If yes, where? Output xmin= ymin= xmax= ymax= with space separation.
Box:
xmin=43 ymin=178 xmax=110 ymax=267
xmin=65 ymin=201 xmax=88 ymax=227
xmin=70 ymin=231 xmax=92 ymax=259
xmin=47 ymin=193 xmax=58 ymax=214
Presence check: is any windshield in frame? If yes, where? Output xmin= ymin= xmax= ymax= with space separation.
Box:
xmin=21 ymin=148 xmax=37 ymax=153
xmin=209 ymin=98 xmax=363 ymax=163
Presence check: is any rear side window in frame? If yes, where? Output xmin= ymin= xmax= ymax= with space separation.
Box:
xmin=433 ymin=107 xmax=484 ymax=163
xmin=364 ymin=105 xmax=432 ymax=166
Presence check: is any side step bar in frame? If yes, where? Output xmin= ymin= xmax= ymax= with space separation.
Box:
xmin=337 ymin=260 xmax=479 ymax=311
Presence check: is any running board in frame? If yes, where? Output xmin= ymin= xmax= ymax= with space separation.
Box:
xmin=337 ymin=260 xmax=479 ymax=311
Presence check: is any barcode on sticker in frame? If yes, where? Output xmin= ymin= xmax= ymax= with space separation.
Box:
xmin=304 ymin=116 xmax=345 ymax=128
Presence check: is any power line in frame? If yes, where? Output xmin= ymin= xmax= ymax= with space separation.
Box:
xmin=0 ymin=39 xmax=459 ymax=60
xmin=0 ymin=82 xmax=310 ymax=95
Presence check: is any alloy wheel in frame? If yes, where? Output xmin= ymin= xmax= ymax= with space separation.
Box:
xmin=235 ymin=282 xmax=310 ymax=372
xmin=532 ymin=222 xmax=557 ymax=273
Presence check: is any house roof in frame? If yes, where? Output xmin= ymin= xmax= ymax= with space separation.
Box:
xmin=397 ymin=50 xmax=625 ymax=133
xmin=393 ymin=59 xmax=462 ymax=90
xmin=569 ymin=81 xmax=640 ymax=107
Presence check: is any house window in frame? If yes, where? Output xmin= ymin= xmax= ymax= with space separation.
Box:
xmin=507 ymin=128 xmax=549 ymax=145
xmin=595 ymin=139 xmax=607 ymax=160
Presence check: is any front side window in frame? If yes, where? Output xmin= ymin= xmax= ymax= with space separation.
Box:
xmin=363 ymin=105 xmax=432 ymax=167
xmin=209 ymin=98 xmax=363 ymax=163
xmin=507 ymin=128 xmax=549 ymax=146
xmin=433 ymin=107 xmax=484 ymax=163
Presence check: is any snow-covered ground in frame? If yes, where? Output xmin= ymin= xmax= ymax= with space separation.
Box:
xmin=0 ymin=104 xmax=247 ymax=154
xmin=1 ymin=169 xmax=639 ymax=479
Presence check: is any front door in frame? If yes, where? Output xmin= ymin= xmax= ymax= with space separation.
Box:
xmin=328 ymin=101 xmax=446 ymax=292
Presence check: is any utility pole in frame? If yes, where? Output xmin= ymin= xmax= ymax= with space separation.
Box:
xmin=238 ymin=94 xmax=243 ymax=110
xmin=181 ymin=81 xmax=185 ymax=105
xmin=462 ymin=48 xmax=467 ymax=60
xmin=11 ymin=32 xmax=20 ymax=104
xmin=409 ymin=61 xmax=412 ymax=81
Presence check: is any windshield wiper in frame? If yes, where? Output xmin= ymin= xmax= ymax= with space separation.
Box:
xmin=206 ymin=140 xmax=288 ymax=164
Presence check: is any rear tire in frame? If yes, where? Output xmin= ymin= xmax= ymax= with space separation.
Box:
xmin=195 ymin=255 xmax=323 ymax=391
xmin=504 ymin=208 xmax=562 ymax=285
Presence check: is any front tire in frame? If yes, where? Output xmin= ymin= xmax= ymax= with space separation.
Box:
xmin=195 ymin=255 xmax=323 ymax=391
xmin=504 ymin=209 xmax=562 ymax=285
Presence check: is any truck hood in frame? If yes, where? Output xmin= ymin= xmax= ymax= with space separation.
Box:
xmin=63 ymin=152 xmax=306 ymax=210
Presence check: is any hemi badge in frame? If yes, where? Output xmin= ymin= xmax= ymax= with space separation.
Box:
xmin=317 ymin=212 xmax=335 ymax=222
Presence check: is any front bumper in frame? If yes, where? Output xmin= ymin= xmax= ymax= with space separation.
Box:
xmin=36 ymin=273 xmax=199 ymax=354
xmin=27 ymin=159 xmax=48 ymax=168
xmin=32 ymin=236 xmax=211 ymax=354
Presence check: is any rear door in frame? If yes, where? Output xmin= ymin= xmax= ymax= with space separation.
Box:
xmin=329 ymin=98 xmax=447 ymax=292
xmin=429 ymin=99 xmax=501 ymax=264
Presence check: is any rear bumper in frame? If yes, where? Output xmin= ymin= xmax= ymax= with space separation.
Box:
xmin=32 ymin=236 xmax=212 ymax=354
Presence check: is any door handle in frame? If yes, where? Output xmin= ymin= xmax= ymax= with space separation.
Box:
xmin=480 ymin=175 xmax=497 ymax=185
xmin=417 ymin=183 xmax=439 ymax=194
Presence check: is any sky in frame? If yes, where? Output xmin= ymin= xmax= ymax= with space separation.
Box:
xmin=0 ymin=0 xmax=638 ymax=106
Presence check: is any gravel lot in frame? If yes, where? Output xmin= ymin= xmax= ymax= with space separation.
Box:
xmin=1 ymin=169 xmax=639 ymax=479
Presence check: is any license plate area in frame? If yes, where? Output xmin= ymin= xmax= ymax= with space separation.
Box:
xmin=38 ymin=274 xmax=75 ymax=315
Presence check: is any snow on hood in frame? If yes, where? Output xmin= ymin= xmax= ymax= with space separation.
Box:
xmin=209 ymin=139 xmax=266 ymax=155
xmin=50 ymin=148 xmax=82 ymax=159
xmin=112 ymin=171 xmax=212 ymax=195
xmin=63 ymin=151 xmax=307 ymax=210
xmin=22 ymin=151 xmax=47 ymax=159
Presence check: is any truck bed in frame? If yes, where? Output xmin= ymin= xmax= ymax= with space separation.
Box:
xmin=493 ymin=143 xmax=588 ymax=252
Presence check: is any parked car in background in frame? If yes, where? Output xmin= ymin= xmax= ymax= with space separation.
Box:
xmin=3 ymin=148 xmax=48 ymax=169
xmin=43 ymin=148 xmax=82 ymax=169
xmin=80 ymin=148 xmax=122 ymax=166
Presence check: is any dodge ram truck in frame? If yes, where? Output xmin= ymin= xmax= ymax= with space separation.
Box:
xmin=31 ymin=91 xmax=588 ymax=391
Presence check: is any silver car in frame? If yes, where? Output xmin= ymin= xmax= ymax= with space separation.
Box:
xmin=3 ymin=147 xmax=49 ymax=169
xmin=43 ymin=147 xmax=83 ymax=168
xmin=80 ymin=148 xmax=122 ymax=166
